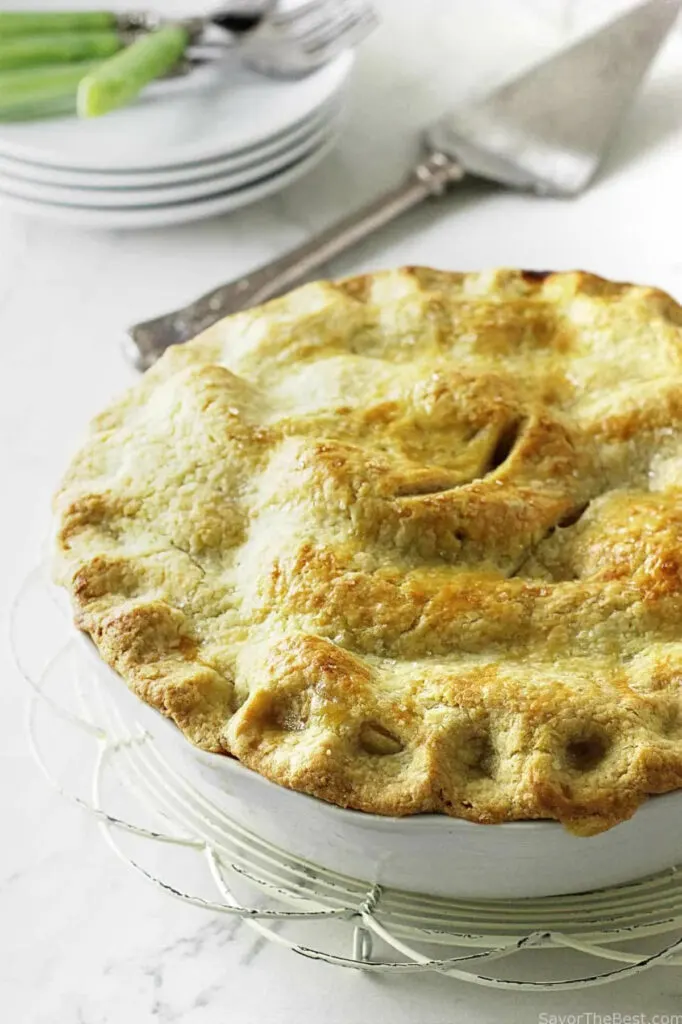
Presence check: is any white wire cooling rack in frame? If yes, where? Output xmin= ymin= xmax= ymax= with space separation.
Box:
xmin=11 ymin=563 xmax=682 ymax=991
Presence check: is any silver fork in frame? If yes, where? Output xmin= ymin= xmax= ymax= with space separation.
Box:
xmin=237 ymin=0 xmax=379 ymax=76
xmin=166 ymin=0 xmax=377 ymax=79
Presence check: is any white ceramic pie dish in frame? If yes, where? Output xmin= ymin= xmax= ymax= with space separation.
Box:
xmin=88 ymin=642 xmax=682 ymax=901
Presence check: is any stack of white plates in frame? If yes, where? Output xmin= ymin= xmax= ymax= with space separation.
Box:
xmin=0 ymin=51 xmax=353 ymax=229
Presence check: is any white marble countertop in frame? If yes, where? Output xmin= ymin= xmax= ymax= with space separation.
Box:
xmin=4 ymin=1 xmax=682 ymax=1020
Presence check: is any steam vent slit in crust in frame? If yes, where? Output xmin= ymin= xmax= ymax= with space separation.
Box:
xmin=54 ymin=267 xmax=682 ymax=837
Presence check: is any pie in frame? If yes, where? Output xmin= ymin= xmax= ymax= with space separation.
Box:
xmin=54 ymin=267 xmax=682 ymax=837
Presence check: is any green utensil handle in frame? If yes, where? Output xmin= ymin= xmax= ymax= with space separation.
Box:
xmin=0 ymin=31 xmax=122 ymax=71
xmin=0 ymin=61 xmax=101 ymax=120
xmin=0 ymin=11 xmax=117 ymax=36
xmin=78 ymin=24 xmax=190 ymax=118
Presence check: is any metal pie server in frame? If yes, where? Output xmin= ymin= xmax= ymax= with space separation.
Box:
xmin=128 ymin=0 xmax=681 ymax=369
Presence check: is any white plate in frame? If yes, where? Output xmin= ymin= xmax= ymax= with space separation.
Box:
xmin=0 ymin=129 xmax=338 ymax=229
xmin=0 ymin=95 xmax=343 ymax=189
xmin=0 ymin=110 xmax=343 ymax=208
xmin=93 ymin=643 xmax=682 ymax=901
xmin=0 ymin=52 xmax=353 ymax=171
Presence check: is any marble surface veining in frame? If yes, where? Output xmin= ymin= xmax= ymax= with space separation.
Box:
xmin=3 ymin=1 xmax=682 ymax=1021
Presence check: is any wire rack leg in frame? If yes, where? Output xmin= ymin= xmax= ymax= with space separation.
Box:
xmin=352 ymin=926 xmax=373 ymax=964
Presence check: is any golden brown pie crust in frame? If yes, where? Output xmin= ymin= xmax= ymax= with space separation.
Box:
xmin=54 ymin=268 xmax=682 ymax=835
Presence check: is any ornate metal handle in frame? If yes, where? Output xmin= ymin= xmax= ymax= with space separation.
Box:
xmin=127 ymin=150 xmax=465 ymax=369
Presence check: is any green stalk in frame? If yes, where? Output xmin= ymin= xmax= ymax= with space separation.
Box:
xmin=0 ymin=31 xmax=123 ymax=71
xmin=0 ymin=11 xmax=117 ymax=36
xmin=78 ymin=24 xmax=190 ymax=118
xmin=0 ymin=61 xmax=102 ymax=121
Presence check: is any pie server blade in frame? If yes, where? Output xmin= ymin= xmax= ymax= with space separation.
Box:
xmin=426 ymin=0 xmax=681 ymax=196
xmin=128 ymin=0 xmax=681 ymax=368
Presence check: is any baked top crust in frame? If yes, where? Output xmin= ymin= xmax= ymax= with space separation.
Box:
xmin=54 ymin=267 xmax=682 ymax=835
